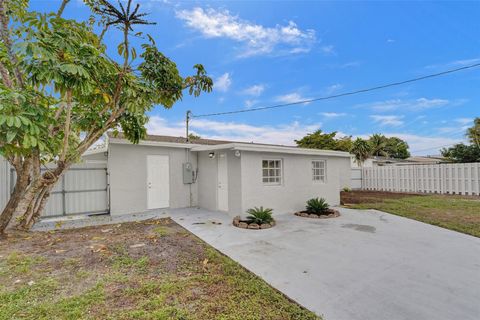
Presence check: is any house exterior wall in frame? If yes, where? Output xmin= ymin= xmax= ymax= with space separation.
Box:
xmin=239 ymin=152 xmax=351 ymax=215
xmin=196 ymin=150 xmax=243 ymax=215
xmin=82 ymin=152 xmax=108 ymax=162
xmin=197 ymin=151 xmax=217 ymax=211
xmin=108 ymin=143 xmax=198 ymax=216
xmin=227 ymin=150 xmax=243 ymax=215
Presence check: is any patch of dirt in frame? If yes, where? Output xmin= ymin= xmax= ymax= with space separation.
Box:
xmin=0 ymin=218 xmax=320 ymax=319
xmin=0 ymin=218 xmax=205 ymax=275
xmin=340 ymin=190 xmax=416 ymax=204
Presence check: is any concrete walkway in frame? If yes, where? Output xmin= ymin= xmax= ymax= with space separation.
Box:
xmin=169 ymin=207 xmax=480 ymax=320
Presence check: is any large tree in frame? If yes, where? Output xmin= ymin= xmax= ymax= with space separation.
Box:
xmin=351 ymin=138 xmax=371 ymax=166
xmin=441 ymin=117 xmax=480 ymax=163
xmin=441 ymin=143 xmax=480 ymax=163
xmin=368 ymin=133 xmax=388 ymax=157
xmin=384 ymin=136 xmax=410 ymax=159
xmin=295 ymin=130 xmax=410 ymax=160
xmin=0 ymin=0 xmax=213 ymax=233
xmin=467 ymin=117 xmax=480 ymax=148
xmin=295 ymin=130 xmax=352 ymax=152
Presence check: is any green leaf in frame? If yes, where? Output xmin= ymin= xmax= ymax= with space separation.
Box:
xmin=131 ymin=47 xmax=137 ymax=60
xmin=117 ymin=43 xmax=124 ymax=56
xmin=6 ymin=117 xmax=14 ymax=127
xmin=6 ymin=131 xmax=16 ymax=143
xmin=30 ymin=136 xmax=37 ymax=147
xmin=14 ymin=117 xmax=22 ymax=128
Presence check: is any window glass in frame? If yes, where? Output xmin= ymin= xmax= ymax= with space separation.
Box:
xmin=312 ymin=160 xmax=326 ymax=182
xmin=262 ymin=159 xmax=282 ymax=185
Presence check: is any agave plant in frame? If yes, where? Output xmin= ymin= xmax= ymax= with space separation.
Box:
xmin=246 ymin=207 xmax=274 ymax=224
xmin=306 ymin=198 xmax=330 ymax=215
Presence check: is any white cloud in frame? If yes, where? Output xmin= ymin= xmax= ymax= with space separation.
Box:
xmin=215 ymin=73 xmax=232 ymax=92
xmin=275 ymin=92 xmax=311 ymax=104
xmin=370 ymin=115 xmax=404 ymax=126
xmin=426 ymin=57 xmax=480 ymax=69
xmin=321 ymin=45 xmax=335 ymax=55
xmin=387 ymin=39 xmax=395 ymax=43
xmin=146 ymin=116 xmax=186 ymax=137
xmin=242 ymin=84 xmax=265 ymax=96
xmin=146 ymin=115 xmax=321 ymax=146
xmin=176 ymin=7 xmax=316 ymax=57
xmin=244 ymin=99 xmax=258 ymax=108
xmin=383 ymin=133 xmax=464 ymax=155
xmin=320 ymin=112 xmax=347 ymax=118
xmin=455 ymin=118 xmax=473 ymax=125
xmin=145 ymin=115 xmax=464 ymax=155
xmin=358 ymin=98 xmax=450 ymax=112
xmin=323 ymin=83 xmax=342 ymax=95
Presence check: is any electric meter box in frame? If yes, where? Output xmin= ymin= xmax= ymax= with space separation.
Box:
xmin=183 ymin=162 xmax=194 ymax=184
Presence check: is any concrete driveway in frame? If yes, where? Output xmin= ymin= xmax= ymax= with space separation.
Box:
xmin=169 ymin=207 xmax=480 ymax=320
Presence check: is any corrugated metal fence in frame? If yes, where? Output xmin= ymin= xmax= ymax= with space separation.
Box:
xmin=0 ymin=157 xmax=109 ymax=218
xmin=362 ymin=163 xmax=480 ymax=195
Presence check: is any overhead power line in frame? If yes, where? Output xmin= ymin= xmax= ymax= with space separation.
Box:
xmin=191 ymin=62 xmax=480 ymax=118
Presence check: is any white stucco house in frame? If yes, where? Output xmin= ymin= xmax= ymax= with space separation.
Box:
xmin=0 ymin=133 xmax=352 ymax=219
xmin=104 ymin=133 xmax=351 ymax=217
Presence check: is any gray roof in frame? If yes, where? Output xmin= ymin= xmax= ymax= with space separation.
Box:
xmin=108 ymin=132 xmax=254 ymax=146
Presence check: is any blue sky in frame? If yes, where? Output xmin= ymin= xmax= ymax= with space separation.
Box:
xmin=31 ymin=0 xmax=480 ymax=154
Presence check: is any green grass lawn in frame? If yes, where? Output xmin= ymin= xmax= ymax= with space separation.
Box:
xmin=0 ymin=219 xmax=319 ymax=320
xmin=345 ymin=192 xmax=480 ymax=237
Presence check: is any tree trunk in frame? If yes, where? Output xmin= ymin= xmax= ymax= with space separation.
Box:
xmin=15 ymin=164 xmax=67 ymax=230
xmin=0 ymin=170 xmax=30 ymax=234
xmin=17 ymin=184 xmax=53 ymax=230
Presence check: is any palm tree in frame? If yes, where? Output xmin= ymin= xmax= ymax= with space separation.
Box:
xmin=467 ymin=117 xmax=480 ymax=148
xmin=369 ymin=133 xmax=389 ymax=157
xmin=351 ymin=138 xmax=372 ymax=166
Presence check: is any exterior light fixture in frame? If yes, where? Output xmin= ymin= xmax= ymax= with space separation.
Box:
xmin=208 ymin=152 xmax=215 ymax=159
xmin=234 ymin=150 xmax=241 ymax=158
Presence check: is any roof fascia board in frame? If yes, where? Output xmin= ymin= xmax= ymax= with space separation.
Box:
xmin=109 ymin=138 xmax=199 ymax=149
xmin=232 ymin=144 xmax=351 ymax=157
xmin=193 ymin=143 xmax=351 ymax=157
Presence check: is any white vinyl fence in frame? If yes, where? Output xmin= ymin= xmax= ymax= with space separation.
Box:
xmin=361 ymin=163 xmax=480 ymax=196
xmin=0 ymin=156 xmax=109 ymax=218
xmin=350 ymin=168 xmax=362 ymax=190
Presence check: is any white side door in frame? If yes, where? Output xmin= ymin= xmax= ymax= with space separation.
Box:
xmin=147 ymin=155 xmax=170 ymax=209
xmin=217 ymin=153 xmax=229 ymax=212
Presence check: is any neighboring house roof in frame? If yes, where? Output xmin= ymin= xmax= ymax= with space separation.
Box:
xmin=107 ymin=132 xmax=351 ymax=158
xmin=369 ymin=155 xmax=449 ymax=166
xmin=405 ymin=155 xmax=448 ymax=164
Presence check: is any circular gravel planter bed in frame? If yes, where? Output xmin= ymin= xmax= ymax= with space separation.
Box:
xmin=294 ymin=209 xmax=340 ymax=219
xmin=233 ymin=216 xmax=276 ymax=230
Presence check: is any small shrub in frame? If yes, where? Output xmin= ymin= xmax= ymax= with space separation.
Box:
xmin=246 ymin=207 xmax=274 ymax=224
xmin=306 ymin=198 xmax=329 ymax=215
xmin=342 ymin=187 xmax=351 ymax=192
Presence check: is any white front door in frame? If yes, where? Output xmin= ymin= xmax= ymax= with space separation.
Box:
xmin=217 ymin=153 xmax=229 ymax=211
xmin=147 ymin=155 xmax=170 ymax=209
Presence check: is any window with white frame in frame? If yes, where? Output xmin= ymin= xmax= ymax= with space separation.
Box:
xmin=262 ymin=160 xmax=282 ymax=185
xmin=312 ymin=160 xmax=326 ymax=182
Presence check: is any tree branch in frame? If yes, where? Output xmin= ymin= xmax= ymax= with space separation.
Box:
xmin=0 ymin=0 xmax=24 ymax=88
xmin=0 ymin=61 xmax=12 ymax=88
xmin=59 ymin=90 xmax=72 ymax=162
xmin=57 ymin=0 xmax=70 ymax=17
xmin=98 ymin=24 xmax=109 ymax=43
